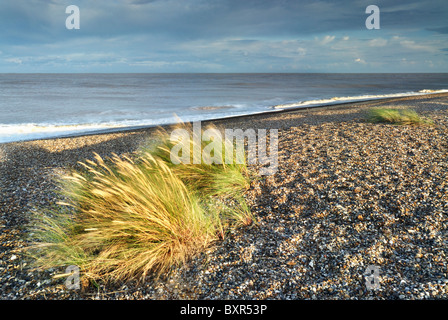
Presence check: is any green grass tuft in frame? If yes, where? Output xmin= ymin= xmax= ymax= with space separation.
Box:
xmin=367 ymin=107 xmax=433 ymax=126
xmin=26 ymin=123 xmax=254 ymax=285
xmin=140 ymin=123 xmax=251 ymax=199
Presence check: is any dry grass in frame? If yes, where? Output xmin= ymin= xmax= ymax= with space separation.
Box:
xmin=27 ymin=123 xmax=254 ymax=285
xmin=141 ymin=122 xmax=251 ymax=199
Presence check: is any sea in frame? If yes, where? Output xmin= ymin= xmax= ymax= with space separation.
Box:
xmin=1 ymin=73 xmax=447 ymax=144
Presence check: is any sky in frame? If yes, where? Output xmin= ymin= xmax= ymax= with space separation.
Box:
xmin=0 ymin=0 xmax=447 ymax=73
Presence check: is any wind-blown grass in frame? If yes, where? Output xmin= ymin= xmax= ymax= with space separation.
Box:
xmin=367 ymin=107 xmax=433 ymax=126
xmin=138 ymin=122 xmax=255 ymax=228
xmin=141 ymin=123 xmax=251 ymax=198
xmin=29 ymin=154 xmax=222 ymax=282
xmin=27 ymin=123 xmax=254 ymax=284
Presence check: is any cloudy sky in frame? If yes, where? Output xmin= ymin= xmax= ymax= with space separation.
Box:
xmin=0 ymin=0 xmax=447 ymax=73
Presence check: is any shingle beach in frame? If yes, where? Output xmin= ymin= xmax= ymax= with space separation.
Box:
xmin=1 ymin=93 xmax=448 ymax=300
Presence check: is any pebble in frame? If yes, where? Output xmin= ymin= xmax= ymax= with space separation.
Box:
xmin=1 ymin=93 xmax=448 ymax=300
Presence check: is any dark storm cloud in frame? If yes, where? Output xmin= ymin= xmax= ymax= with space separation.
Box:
xmin=3 ymin=0 xmax=446 ymax=42
xmin=428 ymin=26 xmax=448 ymax=34
xmin=0 ymin=0 xmax=447 ymax=72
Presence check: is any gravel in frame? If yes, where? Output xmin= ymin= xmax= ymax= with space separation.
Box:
xmin=1 ymin=93 xmax=447 ymax=300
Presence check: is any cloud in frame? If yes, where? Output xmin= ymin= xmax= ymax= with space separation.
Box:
xmin=427 ymin=26 xmax=448 ymax=34
xmin=320 ymin=35 xmax=336 ymax=45
xmin=399 ymin=39 xmax=437 ymax=52
xmin=0 ymin=1 xmax=386 ymax=43
xmin=0 ymin=0 xmax=447 ymax=72
xmin=368 ymin=38 xmax=388 ymax=47
xmin=5 ymin=58 xmax=22 ymax=64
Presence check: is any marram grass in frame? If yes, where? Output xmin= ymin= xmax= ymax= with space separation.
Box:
xmin=140 ymin=122 xmax=251 ymax=199
xmin=27 ymin=123 xmax=254 ymax=285
xmin=367 ymin=107 xmax=433 ymax=126
xmin=138 ymin=122 xmax=254 ymax=227
xmin=29 ymin=154 xmax=222 ymax=282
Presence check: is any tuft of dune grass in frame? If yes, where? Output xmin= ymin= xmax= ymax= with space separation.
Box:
xmin=140 ymin=122 xmax=251 ymax=199
xmin=29 ymin=154 xmax=222 ymax=282
xmin=367 ymin=107 xmax=433 ymax=126
xmin=27 ymin=123 xmax=254 ymax=284
xmin=138 ymin=122 xmax=254 ymax=227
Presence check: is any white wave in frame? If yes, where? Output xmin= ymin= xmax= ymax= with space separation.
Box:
xmin=0 ymin=123 xmax=131 ymax=144
xmin=273 ymin=89 xmax=448 ymax=110
xmin=2 ymin=88 xmax=448 ymax=144
xmin=0 ymin=112 xmax=247 ymax=144
xmin=190 ymin=105 xmax=236 ymax=111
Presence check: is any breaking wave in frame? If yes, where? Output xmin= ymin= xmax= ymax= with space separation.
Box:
xmin=2 ymin=88 xmax=447 ymax=144
xmin=273 ymin=89 xmax=448 ymax=110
